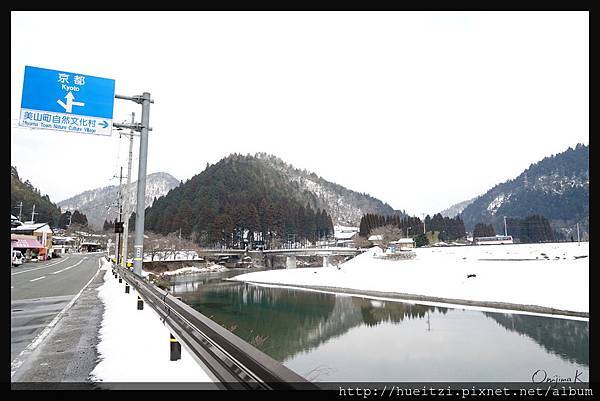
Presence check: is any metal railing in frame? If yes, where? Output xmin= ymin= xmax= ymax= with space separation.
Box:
xmin=114 ymin=265 xmax=316 ymax=390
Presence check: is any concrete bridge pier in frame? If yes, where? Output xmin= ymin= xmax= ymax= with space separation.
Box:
xmin=286 ymin=255 xmax=297 ymax=269
xmin=322 ymin=255 xmax=332 ymax=267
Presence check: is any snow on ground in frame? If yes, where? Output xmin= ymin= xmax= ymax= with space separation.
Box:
xmin=160 ymin=264 xmax=228 ymax=276
xmin=90 ymin=258 xmax=217 ymax=384
xmin=231 ymin=242 xmax=589 ymax=315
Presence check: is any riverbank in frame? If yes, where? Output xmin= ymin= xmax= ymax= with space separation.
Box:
xmin=90 ymin=259 xmax=218 ymax=386
xmin=230 ymin=242 xmax=589 ymax=318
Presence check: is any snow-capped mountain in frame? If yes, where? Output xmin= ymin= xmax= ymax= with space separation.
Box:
xmin=255 ymin=153 xmax=398 ymax=225
xmin=58 ymin=172 xmax=180 ymax=229
xmin=459 ymin=144 xmax=589 ymax=238
xmin=438 ymin=197 xmax=477 ymax=218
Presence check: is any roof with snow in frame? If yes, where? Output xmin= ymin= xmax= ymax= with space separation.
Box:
xmin=11 ymin=223 xmax=53 ymax=233
xmin=368 ymin=235 xmax=383 ymax=241
xmin=334 ymin=225 xmax=359 ymax=233
xmin=335 ymin=231 xmax=357 ymax=240
xmin=392 ymin=238 xmax=415 ymax=244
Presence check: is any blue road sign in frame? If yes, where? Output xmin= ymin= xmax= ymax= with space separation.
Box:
xmin=19 ymin=66 xmax=115 ymax=136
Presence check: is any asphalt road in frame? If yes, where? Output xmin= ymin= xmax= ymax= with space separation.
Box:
xmin=11 ymin=253 xmax=104 ymax=376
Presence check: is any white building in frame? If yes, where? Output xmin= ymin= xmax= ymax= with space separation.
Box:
xmin=333 ymin=226 xmax=359 ymax=247
xmin=389 ymin=238 xmax=416 ymax=250
xmin=52 ymin=236 xmax=78 ymax=254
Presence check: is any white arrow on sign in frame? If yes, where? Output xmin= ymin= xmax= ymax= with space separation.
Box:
xmin=57 ymin=91 xmax=85 ymax=113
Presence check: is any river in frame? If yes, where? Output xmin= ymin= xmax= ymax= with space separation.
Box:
xmin=168 ymin=269 xmax=589 ymax=383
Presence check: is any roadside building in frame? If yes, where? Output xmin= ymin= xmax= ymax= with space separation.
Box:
xmin=80 ymin=241 xmax=102 ymax=252
xmin=11 ymin=223 xmax=54 ymax=260
xmin=390 ymin=238 xmax=416 ymax=250
xmin=52 ymin=236 xmax=78 ymax=255
xmin=11 ymin=234 xmax=46 ymax=261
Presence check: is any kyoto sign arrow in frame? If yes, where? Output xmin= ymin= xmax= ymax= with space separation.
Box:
xmin=57 ymin=91 xmax=85 ymax=113
xmin=19 ymin=66 xmax=115 ymax=136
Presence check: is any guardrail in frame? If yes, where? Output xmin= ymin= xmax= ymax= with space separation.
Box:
xmin=114 ymin=264 xmax=317 ymax=390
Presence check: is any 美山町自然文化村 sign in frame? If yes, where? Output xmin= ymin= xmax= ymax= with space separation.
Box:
xmin=19 ymin=66 xmax=115 ymax=136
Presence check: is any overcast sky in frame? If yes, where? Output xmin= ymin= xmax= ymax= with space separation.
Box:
xmin=11 ymin=11 xmax=588 ymax=216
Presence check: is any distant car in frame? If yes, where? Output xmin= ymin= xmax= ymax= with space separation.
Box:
xmin=12 ymin=250 xmax=23 ymax=266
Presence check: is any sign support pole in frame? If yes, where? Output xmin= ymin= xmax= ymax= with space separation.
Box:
xmin=133 ymin=92 xmax=151 ymax=277
xmin=112 ymin=92 xmax=152 ymax=277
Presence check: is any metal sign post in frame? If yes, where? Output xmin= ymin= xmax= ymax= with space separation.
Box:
xmin=113 ymin=93 xmax=152 ymax=277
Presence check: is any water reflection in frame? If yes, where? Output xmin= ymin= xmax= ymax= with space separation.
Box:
xmin=170 ymin=272 xmax=588 ymax=381
xmin=484 ymin=312 xmax=589 ymax=366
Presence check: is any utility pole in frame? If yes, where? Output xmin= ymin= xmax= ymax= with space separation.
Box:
xmin=504 ymin=216 xmax=507 ymax=237
xmin=14 ymin=202 xmax=23 ymax=221
xmin=577 ymin=223 xmax=580 ymax=246
xmin=116 ymin=167 xmax=123 ymax=266
xmin=121 ymin=112 xmax=135 ymax=268
xmin=30 ymin=204 xmax=37 ymax=223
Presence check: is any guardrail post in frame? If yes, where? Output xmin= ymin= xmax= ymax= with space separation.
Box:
xmin=118 ymin=275 xmax=122 ymax=283
xmin=137 ymin=295 xmax=144 ymax=310
xmin=125 ymin=282 xmax=130 ymax=293
xmin=170 ymin=333 xmax=181 ymax=361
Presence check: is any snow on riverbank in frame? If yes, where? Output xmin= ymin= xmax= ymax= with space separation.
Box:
xmin=160 ymin=264 xmax=228 ymax=277
xmin=231 ymin=242 xmax=589 ymax=315
xmin=90 ymin=259 xmax=217 ymax=384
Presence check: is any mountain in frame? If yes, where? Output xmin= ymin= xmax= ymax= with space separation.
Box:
xmin=254 ymin=153 xmax=397 ymax=225
xmin=459 ymin=144 xmax=589 ymax=239
xmin=58 ymin=172 xmax=180 ymax=230
xmin=438 ymin=197 xmax=476 ymax=218
xmin=11 ymin=166 xmax=62 ymax=226
xmin=143 ymin=153 xmax=398 ymax=247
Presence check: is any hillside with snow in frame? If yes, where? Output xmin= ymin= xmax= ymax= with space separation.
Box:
xmin=459 ymin=144 xmax=589 ymax=238
xmin=58 ymin=172 xmax=180 ymax=230
xmin=438 ymin=197 xmax=477 ymax=218
xmin=255 ymin=153 xmax=398 ymax=225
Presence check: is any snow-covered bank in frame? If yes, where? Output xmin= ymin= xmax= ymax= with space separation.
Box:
xmin=90 ymin=259 xmax=217 ymax=384
xmin=231 ymin=242 xmax=589 ymax=316
xmin=160 ymin=264 xmax=228 ymax=276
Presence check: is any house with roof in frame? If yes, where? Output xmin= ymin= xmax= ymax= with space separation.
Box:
xmin=52 ymin=236 xmax=78 ymax=255
xmin=334 ymin=228 xmax=359 ymax=247
xmin=11 ymin=223 xmax=54 ymax=260
xmin=11 ymin=234 xmax=46 ymax=261
xmin=389 ymin=237 xmax=416 ymax=250
xmin=368 ymin=234 xmax=384 ymax=247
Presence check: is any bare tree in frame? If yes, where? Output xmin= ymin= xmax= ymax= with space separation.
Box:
xmin=144 ymin=231 xmax=201 ymax=261
xmin=352 ymin=235 xmax=371 ymax=249
xmin=370 ymin=225 xmax=403 ymax=250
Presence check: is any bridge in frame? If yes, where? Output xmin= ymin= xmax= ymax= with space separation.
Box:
xmin=260 ymin=247 xmax=363 ymax=268
xmin=196 ymin=247 xmax=364 ymax=269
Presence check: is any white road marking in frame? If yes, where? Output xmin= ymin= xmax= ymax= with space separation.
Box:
xmin=11 ymin=257 xmax=71 ymax=276
xmin=11 ymin=257 xmax=102 ymax=379
xmin=51 ymin=258 xmax=86 ymax=275
xmin=29 ymin=276 xmax=46 ymax=282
